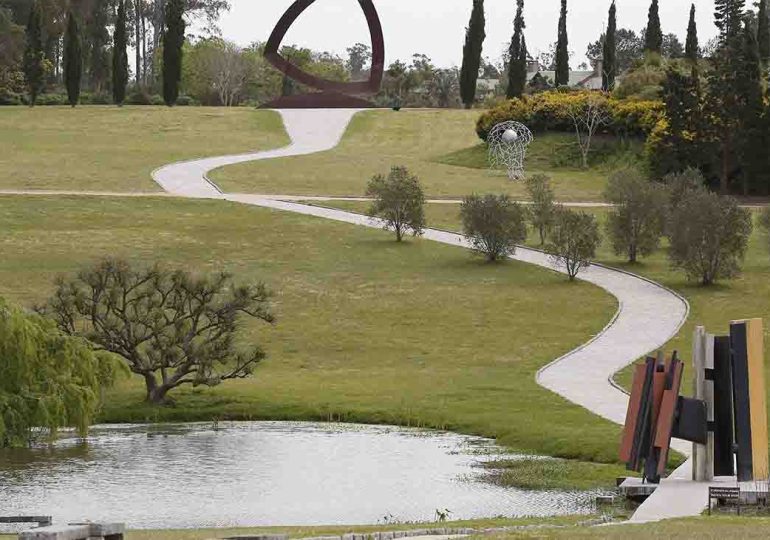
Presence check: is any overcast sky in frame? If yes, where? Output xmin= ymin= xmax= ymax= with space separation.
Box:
xmin=215 ymin=0 xmax=718 ymax=68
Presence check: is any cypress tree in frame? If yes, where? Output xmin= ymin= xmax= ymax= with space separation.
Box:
xmin=460 ymin=0 xmax=486 ymax=109
xmin=758 ymin=0 xmax=770 ymax=63
xmin=506 ymin=0 xmax=527 ymax=98
xmin=555 ymin=0 xmax=569 ymax=86
xmin=706 ymin=0 xmax=746 ymax=193
xmin=162 ymin=0 xmax=186 ymax=106
xmin=23 ymin=0 xmax=44 ymax=107
xmin=685 ymin=4 xmax=699 ymax=63
xmin=112 ymin=0 xmax=128 ymax=105
xmin=602 ymin=1 xmax=617 ymax=91
xmin=645 ymin=0 xmax=663 ymax=53
xmin=63 ymin=11 xmax=82 ymax=107
xmin=737 ymin=19 xmax=767 ymax=194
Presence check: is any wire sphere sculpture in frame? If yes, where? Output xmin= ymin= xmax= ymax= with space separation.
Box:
xmin=487 ymin=121 xmax=534 ymax=181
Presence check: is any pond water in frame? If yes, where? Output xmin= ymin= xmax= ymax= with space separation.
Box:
xmin=0 ymin=422 xmax=604 ymax=529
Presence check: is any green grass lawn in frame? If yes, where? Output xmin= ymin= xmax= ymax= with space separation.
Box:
xmin=0 ymin=195 xmax=626 ymax=488
xmin=0 ymin=106 xmax=288 ymax=192
xmin=485 ymin=515 xmax=770 ymax=538
xmin=210 ymin=109 xmax=630 ymax=201
xmin=319 ymin=201 xmax=770 ymax=400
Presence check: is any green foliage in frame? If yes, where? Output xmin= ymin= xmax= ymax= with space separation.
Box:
xmin=603 ymin=169 xmax=667 ymax=263
xmin=761 ymin=207 xmax=770 ymax=255
xmin=0 ymin=298 xmax=116 ymax=448
xmin=645 ymin=67 xmax=704 ymax=178
xmin=460 ymin=194 xmax=527 ymax=262
xmin=555 ymin=0 xmax=569 ymax=87
xmin=22 ymin=0 xmax=45 ymax=106
xmin=602 ymin=2 xmax=617 ymax=92
xmin=685 ymin=4 xmax=699 ymax=62
xmin=525 ymin=174 xmax=556 ymax=245
xmin=0 ymin=7 xmax=25 ymax=101
xmin=668 ymin=191 xmax=752 ymax=285
xmin=547 ymin=208 xmax=600 ymax=281
xmin=460 ymin=0 xmax=485 ymax=108
xmin=366 ymin=166 xmax=426 ymax=242
xmin=759 ymin=0 xmax=770 ymax=63
xmin=63 ymin=11 xmax=82 ymax=107
xmin=506 ymin=0 xmax=527 ymax=99
xmin=44 ymin=259 xmax=275 ymax=404
xmin=112 ymin=0 xmax=128 ymax=105
xmin=645 ymin=0 xmax=663 ymax=53
xmin=476 ymin=90 xmax=663 ymax=141
xmin=163 ymin=0 xmax=186 ymax=106
xmin=663 ymin=168 xmax=706 ymax=216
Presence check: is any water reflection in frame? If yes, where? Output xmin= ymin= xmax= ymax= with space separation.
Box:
xmin=0 ymin=422 xmax=604 ymax=529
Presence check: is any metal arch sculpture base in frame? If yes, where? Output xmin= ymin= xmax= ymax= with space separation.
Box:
xmin=261 ymin=91 xmax=379 ymax=110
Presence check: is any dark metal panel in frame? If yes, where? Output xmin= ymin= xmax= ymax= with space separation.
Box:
xmin=713 ymin=335 xmax=735 ymax=477
xmin=731 ymin=322 xmax=754 ymax=482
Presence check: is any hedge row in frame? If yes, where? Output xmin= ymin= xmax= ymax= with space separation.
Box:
xmin=476 ymin=90 xmax=663 ymax=141
xmin=0 ymin=90 xmax=197 ymax=107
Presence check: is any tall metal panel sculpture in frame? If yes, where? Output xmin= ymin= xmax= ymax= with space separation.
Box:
xmin=621 ymin=318 xmax=768 ymax=484
xmin=262 ymin=0 xmax=386 ymax=108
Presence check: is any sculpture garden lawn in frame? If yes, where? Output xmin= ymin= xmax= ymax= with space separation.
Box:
xmin=0 ymin=107 xmax=288 ymax=192
xmin=209 ymin=109 xmax=637 ymax=201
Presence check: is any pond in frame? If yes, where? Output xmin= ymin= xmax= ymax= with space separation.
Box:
xmin=0 ymin=422 xmax=604 ymax=529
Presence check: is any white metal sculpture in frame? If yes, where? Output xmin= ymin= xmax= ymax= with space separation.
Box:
xmin=488 ymin=121 xmax=534 ymax=181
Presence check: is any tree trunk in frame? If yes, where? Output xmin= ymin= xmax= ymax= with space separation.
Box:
xmin=143 ymin=372 xmax=167 ymax=404
xmin=135 ymin=0 xmax=141 ymax=88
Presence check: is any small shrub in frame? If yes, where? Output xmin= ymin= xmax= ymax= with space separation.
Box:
xmin=604 ymin=169 xmax=667 ymax=262
xmin=525 ymin=174 xmax=556 ymax=245
xmin=126 ymin=89 xmax=153 ymax=105
xmin=668 ymin=191 xmax=753 ymax=285
xmin=460 ymin=194 xmax=527 ymax=262
xmin=663 ymin=168 xmax=707 ymax=214
xmin=547 ymin=208 xmax=601 ymax=281
xmin=758 ymin=207 xmax=770 ymax=256
xmin=366 ymin=166 xmax=426 ymax=242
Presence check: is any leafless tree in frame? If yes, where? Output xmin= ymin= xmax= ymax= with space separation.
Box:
xmin=566 ymin=94 xmax=611 ymax=169
xmin=42 ymin=259 xmax=274 ymax=405
xmin=200 ymin=40 xmax=251 ymax=106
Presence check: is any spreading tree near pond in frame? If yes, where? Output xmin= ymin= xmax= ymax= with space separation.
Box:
xmin=44 ymin=259 xmax=275 ymax=405
xmin=460 ymin=0 xmax=485 ymax=109
xmin=163 ymin=0 xmax=186 ymax=106
xmin=22 ymin=0 xmax=44 ymax=106
xmin=63 ymin=11 xmax=82 ymax=107
xmin=366 ymin=166 xmax=426 ymax=242
xmin=112 ymin=0 xmax=128 ymax=105
xmin=555 ymin=0 xmax=569 ymax=87
xmin=461 ymin=194 xmax=527 ymax=262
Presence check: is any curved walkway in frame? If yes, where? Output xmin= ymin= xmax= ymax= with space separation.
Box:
xmin=152 ymin=109 xmax=692 ymax=522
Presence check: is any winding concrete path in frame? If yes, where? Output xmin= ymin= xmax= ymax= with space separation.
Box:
xmin=151 ymin=109 xmax=694 ymax=522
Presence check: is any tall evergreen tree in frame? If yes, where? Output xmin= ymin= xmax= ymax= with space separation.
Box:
xmin=506 ymin=0 xmax=526 ymax=98
xmin=460 ymin=0 xmax=486 ymax=109
xmin=112 ymin=0 xmax=129 ymax=105
xmin=555 ymin=0 xmax=569 ymax=86
xmin=162 ymin=0 xmax=186 ymax=106
xmin=645 ymin=0 xmax=663 ymax=53
xmin=706 ymin=0 xmax=745 ymax=193
xmin=685 ymin=4 xmax=699 ymax=62
xmin=22 ymin=0 xmax=44 ymax=106
xmin=714 ymin=0 xmax=745 ymax=44
xmin=737 ymin=19 xmax=768 ymax=194
xmin=63 ymin=11 xmax=82 ymax=107
xmin=602 ymin=2 xmax=617 ymax=91
xmin=758 ymin=0 xmax=770 ymax=63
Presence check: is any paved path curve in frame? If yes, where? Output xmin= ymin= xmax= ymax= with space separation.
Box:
xmin=151 ymin=109 xmax=692 ymax=522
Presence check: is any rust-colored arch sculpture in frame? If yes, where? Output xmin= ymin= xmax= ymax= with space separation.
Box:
xmin=263 ymin=0 xmax=385 ymax=108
